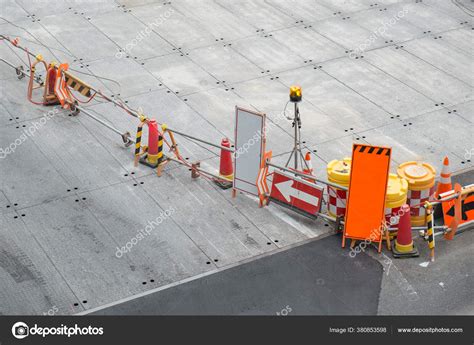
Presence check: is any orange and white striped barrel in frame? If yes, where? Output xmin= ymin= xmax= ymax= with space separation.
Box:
xmin=397 ymin=161 xmax=436 ymax=226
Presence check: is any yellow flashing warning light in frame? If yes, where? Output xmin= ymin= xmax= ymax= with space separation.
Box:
xmin=35 ymin=54 xmax=43 ymax=62
xmin=289 ymin=85 xmax=302 ymax=103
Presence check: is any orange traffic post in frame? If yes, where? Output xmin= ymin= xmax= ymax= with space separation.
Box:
xmin=444 ymin=183 xmax=463 ymax=240
xmin=219 ymin=138 xmax=233 ymax=180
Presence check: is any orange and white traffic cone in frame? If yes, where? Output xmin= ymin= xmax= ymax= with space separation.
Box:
xmin=435 ymin=156 xmax=452 ymax=198
xmin=215 ymin=138 xmax=233 ymax=189
xmin=392 ymin=204 xmax=419 ymax=258
xmin=303 ymin=151 xmax=316 ymax=183
xmin=303 ymin=151 xmax=313 ymax=175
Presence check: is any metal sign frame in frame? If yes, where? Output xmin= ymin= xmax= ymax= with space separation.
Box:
xmin=233 ymin=106 xmax=266 ymax=197
xmin=343 ymin=144 xmax=392 ymax=252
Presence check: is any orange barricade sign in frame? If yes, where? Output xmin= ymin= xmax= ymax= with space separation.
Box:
xmin=343 ymin=144 xmax=392 ymax=251
xmin=441 ymin=184 xmax=474 ymax=240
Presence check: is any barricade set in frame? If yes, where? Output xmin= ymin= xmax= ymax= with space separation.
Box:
xmin=1 ymin=35 xmax=472 ymax=263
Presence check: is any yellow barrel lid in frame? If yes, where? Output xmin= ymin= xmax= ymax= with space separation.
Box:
xmin=397 ymin=161 xmax=436 ymax=190
xmin=386 ymin=173 xmax=408 ymax=204
xmin=327 ymin=158 xmax=351 ymax=186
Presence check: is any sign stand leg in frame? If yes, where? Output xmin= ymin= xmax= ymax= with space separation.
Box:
xmin=384 ymin=226 xmax=391 ymax=250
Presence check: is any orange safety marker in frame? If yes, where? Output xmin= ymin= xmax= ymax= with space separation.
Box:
xmin=441 ymin=183 xmax=473 ymax=240
xmin=435 ymin=156 xmax=452 ymax=197
xmin=342 ymin=144 xmax=392 ymax=252
xmin=54 ymin=63 xmax=73 ymax=110
xmin=44 ymin=62 xmax=59 ymax=104
xmin=257 ymin=151 xmax=272 ymax=207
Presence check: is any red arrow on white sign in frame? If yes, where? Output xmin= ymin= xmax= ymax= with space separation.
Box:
xmin=270 ymin=171 xmax=324 ymax=216
xmin=275 ymin=179 xmax=320 ymax=205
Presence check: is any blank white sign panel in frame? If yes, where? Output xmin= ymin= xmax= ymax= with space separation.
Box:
xmin=233 ymin=107 xmax=265 ymax=196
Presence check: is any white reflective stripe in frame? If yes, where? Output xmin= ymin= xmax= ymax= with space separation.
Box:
xmin=441 ymin=164 xmax=449 ymax=174
xmin=54 ymin=71 xmax=67 ymax=103
xmin=440 ymin=176 xmax=451 ymax=183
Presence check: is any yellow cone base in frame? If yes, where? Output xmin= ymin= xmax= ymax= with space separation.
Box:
xmin=219 ymin=173 xmax=233 ymax=181
xmin=139 ymin=153 xmax=162 ymax=168
xmin=214 ymin=174 xmax=233 ymax=190
xmin=392 ymin=240 xmax=419 ymax=258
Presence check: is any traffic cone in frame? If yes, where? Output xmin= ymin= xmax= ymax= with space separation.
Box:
xmin=303 ymin=151 xmax=315 ymax=183
xmin=392 ymin=204 xmax=419 ymax=258
xmin=435 ymin=156 xmax=452 ymax=197
xmin=215 ymin=138 xmax=233 ymax=189
xmin=303 ymin=151 xmax=313 ymax=175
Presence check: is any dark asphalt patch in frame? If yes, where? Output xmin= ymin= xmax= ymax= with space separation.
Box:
xmin=451 ymin=168 xmax=474 ymax=187
xmin=93 ymin=236 xmax=383 ymax=315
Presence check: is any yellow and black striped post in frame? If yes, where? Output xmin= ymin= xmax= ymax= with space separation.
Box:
xmin=157 ymin=133 xmax=164 ymax=164
xmin=425 ymin=201 xmax=435 ymax=261
xmin=134 ymin=119 xmax=146 ymax=166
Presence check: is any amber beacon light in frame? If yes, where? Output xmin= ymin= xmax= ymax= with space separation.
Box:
xmin=289 ymin=85 xmax=302 ymax=103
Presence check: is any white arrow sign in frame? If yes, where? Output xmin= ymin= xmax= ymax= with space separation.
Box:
xmin=275 ymin=180 xmax=319 ymax=205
